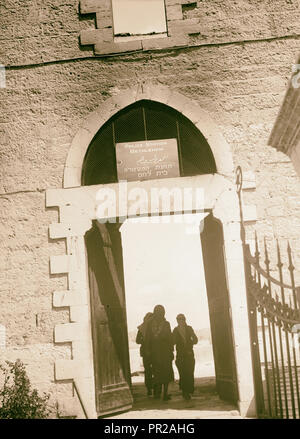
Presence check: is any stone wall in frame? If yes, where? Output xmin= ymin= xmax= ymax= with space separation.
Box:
xmin=1 ymin=0 xmax=300 ymax=417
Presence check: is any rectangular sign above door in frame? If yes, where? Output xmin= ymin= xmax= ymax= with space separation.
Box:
xmin=115 ymin=138 xmax=180 ymax=182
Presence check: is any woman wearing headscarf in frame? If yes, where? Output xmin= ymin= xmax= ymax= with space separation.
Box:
xmin=172 ymin=313 xmax=198 ymax=400
xmin=144 ymin=305 xmax=174 ymax=400
xmin=136 ymin=312 xmax=153 ymax=396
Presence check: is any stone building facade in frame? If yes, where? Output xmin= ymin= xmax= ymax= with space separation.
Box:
xmin=1 ymin=0 xmax=300 ymax=418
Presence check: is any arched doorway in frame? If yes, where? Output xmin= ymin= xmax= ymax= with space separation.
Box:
xmin=85 ymin=212 xmax=239 ymax=417
xmin=47 ymin=84 xmax=255 ymax=419
xmin=82 ymin=100 xmax=237 ymax=416
xmin=81 ymin=100 xmax=216 ymax=186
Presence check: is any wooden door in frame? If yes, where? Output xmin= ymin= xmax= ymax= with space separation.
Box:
xmin=201 ymin=214 xmax=239 ymax=403
xmin=85 ymin=221 xmax=132 ymax=417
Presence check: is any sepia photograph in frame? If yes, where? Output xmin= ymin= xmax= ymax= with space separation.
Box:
xmin=0 ymin=0 xmax=300 ymax=424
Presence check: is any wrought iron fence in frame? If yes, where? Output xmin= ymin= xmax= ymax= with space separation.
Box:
xmin=236 ymin=166 xmax=300 ymax=418
xmin=245 ymin=239 xmax=300 ymax=418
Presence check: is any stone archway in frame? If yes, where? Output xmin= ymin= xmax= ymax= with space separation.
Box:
xmin=47 ymin=84 xmax=256 ymax=419
xmin=63 ymin=83 xmax=234 ymax=188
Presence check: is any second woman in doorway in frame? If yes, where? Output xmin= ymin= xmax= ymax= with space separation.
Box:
xmin=173 ymin=313 xmax=198 ymax=400
xmin=136 ymin=312 xmax=153 ymax=396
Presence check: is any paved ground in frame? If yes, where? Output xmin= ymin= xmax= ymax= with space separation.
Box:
xmin=111 ymin=377 xmax=244 ymax=419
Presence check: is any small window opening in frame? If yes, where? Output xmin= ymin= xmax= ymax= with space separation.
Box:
xmin=182 ymin=2 xmax=197 ymax=19
xmin=112 ymin=0 xmax=167 ymax=42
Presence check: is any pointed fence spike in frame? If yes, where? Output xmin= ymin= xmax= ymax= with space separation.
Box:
xmin=276 ymin=239 xmax=283 ymax=268
xmin=255 ymin=232 xmax=260 ymax=261
xmin=287 ymin=241 xmax=297 ymax=309
xmin=287 ymin=241 xmax=295 ymax=271
xmin=276 ymin=239 xmax=280 ymax=257
xmin=276 ymin=240 xmax=285 ymax=304
xmin=264 ymin=237 xmax=270 ymax=266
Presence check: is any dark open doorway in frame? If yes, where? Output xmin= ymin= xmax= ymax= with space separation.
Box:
xmin=85 ymin=213 xmax=239 ymax=417
xmin=120 ymin=215 xmax=214 ymax=392
xmin=82 ymin=99 xmax=238 ymax=417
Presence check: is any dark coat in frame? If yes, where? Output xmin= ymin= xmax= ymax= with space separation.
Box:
xmin=136 ymin=329 xmax=146 ymax=358
xmin=172 ymin=325 xmax=198 ymax=358
xmin=136 ymin=328 xmax=153 ymax=391
xmin=144 ymin=318 xmax=174 ymax=385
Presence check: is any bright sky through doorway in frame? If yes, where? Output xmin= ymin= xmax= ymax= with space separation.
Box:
xmin=121 ymin=215 xmax=210 ymax=333
xmin=112 ymin=0 xmax=167 ymax=36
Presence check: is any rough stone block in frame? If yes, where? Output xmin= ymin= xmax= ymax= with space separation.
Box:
xmin=57 ymin=396 xmax=82 ymax=418
xmin=50 ymin=255 xmax=72 ymax=275
xmin=99 ymin=28 xmax=114 ymax=43
xmin=74 ymin=376 xmax=97 ymax=418
xmin=224 ymin=241 xmax=244 ymax=262
xmin=55 ymin=322 xmax=88 ymax=343
xmin=49 ymin=223 xmax=68 ymax=240
xmin=65 ymin=128 xmax=95 ymax=168
xmin=80 ymin=28 xmax=114 ymax=47
xmin=291 ymin=147 xmax=300 ymax=179
xmin=63 ymin=166 xmax=82 ymax=189
xmin=49 ymin=219 xmax=92 ymax=239
xmin=167 ymin=18 xmax=200 ymax=36
xmin=138 ymin=84 xmax=172 ymax=105
xmin=58 ymin=206 xmax=91 ymax=225
xmin=80 ymin=0 xmax=111 ymax=14
xmin=55 ymin=358 xmax=93 ymax=381
xmin=166 ymin=4 xmax=183 ymax=21
xmin=80 ymin=29 xmax=101 ymax=46
xmin=0 ymin=325 xmax=6 ymax=350
xmin=53 ymin=290 xmax=87 ymax=308
xmin=96 ymin=12 xmax=113 ymax=30
xmin=141 ymin=36 xmax=188 ymax=51
xmin=46 ymin=189 xmax=62 ymax=208
xmin=243 ymin=205 xmax=258 ymax=223
xmin=94 ymin=40 xmax=142 ymax=55
xmin=242 ymin=171 xmax=256 ymax=190
xmin=72 ymin=340 xmax=94 ymax=361
xmin=165 ymin=0 xmax=182 ymax=5
xmin=223 ymin=222 xmax=242 ymax=240
xmin=70 ymin=305 xmax=89 ymax=323
xmin=55 ymin=359 xmax=77 ymax=380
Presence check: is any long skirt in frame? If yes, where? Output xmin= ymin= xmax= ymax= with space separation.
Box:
xmin=152 ymin=355 xmax=174 ymax=385
xmin=175 ymin=354 xmax=195 ymax=394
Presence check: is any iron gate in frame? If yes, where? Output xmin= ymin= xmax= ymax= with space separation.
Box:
xmin=236 ymin=166 xmax=300 ymax=418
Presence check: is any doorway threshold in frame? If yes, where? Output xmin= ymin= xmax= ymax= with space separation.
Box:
xmin=109 ymin=378 xmax=243 ymax=419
